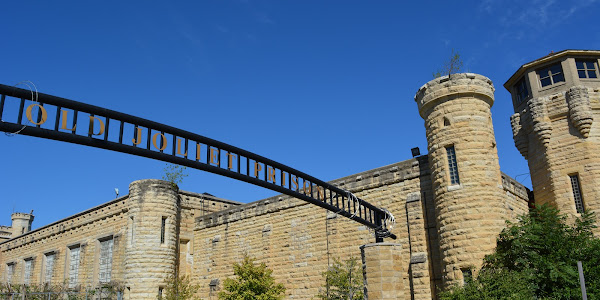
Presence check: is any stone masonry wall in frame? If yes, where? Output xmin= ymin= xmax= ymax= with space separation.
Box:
xmin=0 ymin=197 xmax=129 ymax=287
xmin=0 ymin=186 xmax=240 ymax=293
xmin=512 ymin=86 xmax=600 ymax=226
xmin=415 ymin=73 xmax=510 ymax=287
xmin=194 ymin=158 xmax=433 ymax=300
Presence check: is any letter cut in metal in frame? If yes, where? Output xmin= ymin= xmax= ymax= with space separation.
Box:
xmin=0 ymin=83 xmax=395 ymax=241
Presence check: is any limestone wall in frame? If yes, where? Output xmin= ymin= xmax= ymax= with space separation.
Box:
xmin=193 ymin=158 xmax=436 ymax=300
xmin=0 ymin=197 xmax=129 ymax=287
xmin=0 ymin=186 xmax=240 ymax=292
xmin=512 ymin=86 xmax=600 ymax=223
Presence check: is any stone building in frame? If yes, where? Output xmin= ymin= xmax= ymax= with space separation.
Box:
xmin=1 ymin=49 xmax=598 ymax=299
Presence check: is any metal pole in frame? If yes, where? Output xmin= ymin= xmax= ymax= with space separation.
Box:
xmin=578 ymin=261 xmax=588 ymax=300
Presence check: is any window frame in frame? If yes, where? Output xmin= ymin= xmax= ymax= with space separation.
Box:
xmin=98 ymin=236 xmax=114 ymax=284
xmin=44 ymin=252 xmax=56 ymax=284
xmin=6 ymin=262 xmax=15 ymax=284
xmin=68 ymin=245 xmax=81 ymax=289
xmin=537 ymin=63 xmax=565 ymax=87
xmin=23 ymin=257 xmax=34 ymax=285
xmin=569 ymin=174 xmax=585 ymax=214
xmin=514 ymin=76 xmax=530 ymax=105
xmin=445 ymin=145 xmax=460 ymax=186
xmin=576 ymin=59 xmax=599 ymax=79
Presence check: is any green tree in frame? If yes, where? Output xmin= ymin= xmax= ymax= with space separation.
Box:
xmin=317 ymin=257 xmax=364 ymax=300
xmin=433 ymin=49 xmax=463 ymax=78
xmin=162 ymin=163 xmax=188 ymax=189
xmin=158 ymin=275 xmax=201 ymax=300
xmin=440 ymin=204 xmax=600 ymax=300
xmin=218 ymin=256 xmax=285 ymax=300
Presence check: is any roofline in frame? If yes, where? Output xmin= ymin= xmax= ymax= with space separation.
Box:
xmin=504 ymin=49 xmax=600 ymax=90
xmin=0 ymin=188 xmax=239 ymax=246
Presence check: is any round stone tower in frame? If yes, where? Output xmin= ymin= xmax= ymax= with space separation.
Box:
xmin=11 ymin=212 xmax=34 ymax=237
xmin=414 ymin=73 xmax=506 ymax=287
xmin=125 ymin=179 xmax=179 ymax=299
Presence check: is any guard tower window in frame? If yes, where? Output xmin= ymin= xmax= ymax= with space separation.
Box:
xmin=514 ymin=77 xmax=529 ymax=104
xmin=570 ymin=174 xmax=585 ymax=214
xmin=576 ymin=60 xmax=598 ymax=79
xmin=446 ymin=146 xmax=460 ymax=185
xmin=161 ymin=217 xmax=167 ymax=244
xmin=537 ymin=63 xmax=565 ymax=87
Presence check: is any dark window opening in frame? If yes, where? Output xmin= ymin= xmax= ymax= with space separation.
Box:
xmin=161 ymin=217 xmax=167 ymax=244
xmin=446 ymin=146 xmax=460 ymax=185
xmin=461 ymin=268 xmax=473 ymax=284
xmin=576 ymin=60 xmax=598 ymax=79
xmin=570 ymin=174 xmax=585 ymax=214
xmin=514 ymin=77 xmax=530 ymax=104
xmin=537 ymin=63 xmax=565 ymax=87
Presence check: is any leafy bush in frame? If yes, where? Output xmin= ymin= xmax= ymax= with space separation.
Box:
xmin=440 ymin=204 xmax=600 ymax=300
xmin=218 ymin=256 xmax=285 ymax=300
xmin=317 ymin=257 xmax=364 ymax=300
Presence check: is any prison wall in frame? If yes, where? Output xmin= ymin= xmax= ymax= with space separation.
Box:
xmin=193 ymin=158 xmax=438 ymax=300
xmin=0 ymin=197 xmax=129 ymax=288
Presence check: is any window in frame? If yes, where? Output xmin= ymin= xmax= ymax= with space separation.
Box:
xmin=158 ymin=287 xmax=164 ymax=299
xmin=68 ymin=245 xmax=81 ymax=288
xmin=446 ymin=146 xmax=460 ymax=185
xmin=98 ymin=237 xmax=114 ymax=283
xmin=576 ymin=60 xmax=598 ymax=79
xmin=24 ymin=258 xmax=34 ymax=284
xmin=461 ymin=268 xmax=473 ymax=284
xmin=570 ymin=174 xmax=585 ymax=214
xmin=161 ymin=217 xmax=167 ymax=244
xmin=6 ymin=263 xmax=15 ymax=283
xmin=514 ymin=77 xmax=529 ymax=104
xmin=44 ymin=252 xmax=55 ymax=283
xmin=537 ymin=63 xmax=565 ymax=87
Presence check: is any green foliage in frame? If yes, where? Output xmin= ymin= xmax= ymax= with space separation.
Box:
xmin=317 ymin=257 xmax=364 ymax=300
xmin=0 ymin=281 xmax=124 ymax=300
xmin=440 ymin=204 xmax=600 ymax=300
xmin=163 ymin=163 xmax=188 ymax=189
xmin=218 ymin=256 xmax=285 ymax=300
xmin=433 ymin=49 xmax=463 ymax=78
xmin=158 ymin=275 xmax=201 ymax=300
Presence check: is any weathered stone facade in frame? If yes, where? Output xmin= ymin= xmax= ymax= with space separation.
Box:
xmin=4 ymin=49 xmax=598 ymax=299
xmin=505 ymin=50 xmax=600 ymax=230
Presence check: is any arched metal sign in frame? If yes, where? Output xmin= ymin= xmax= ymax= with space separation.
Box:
xmin=0 ymin=84 xmax=395 ymax=241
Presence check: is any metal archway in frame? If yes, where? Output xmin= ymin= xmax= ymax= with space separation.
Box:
xmin=0 ymin=84 xmax=395 ymax=241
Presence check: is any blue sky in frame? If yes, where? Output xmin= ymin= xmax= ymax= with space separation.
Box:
xmin=1 ymin=0 xmax=599 ymax=229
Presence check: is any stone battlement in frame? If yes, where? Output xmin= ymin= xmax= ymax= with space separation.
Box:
xmin=414 ymin=73 xmax=495 ymax=118
xmin=196 ymin=157 xmax=430 ymax=230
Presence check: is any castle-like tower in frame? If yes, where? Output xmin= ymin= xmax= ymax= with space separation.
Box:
xmin=415 ymin=73 xmax=507 ymax=287
xmin=11 ymin=212 xmax=34 ymax=238
xmin=125 ymin=180 xmax=180 ymax=299
xmin=505 ymin=50 xmax=600 ymax=226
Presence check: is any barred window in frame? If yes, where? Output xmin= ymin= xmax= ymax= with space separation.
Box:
xmin=570 ymin=174 xmax=585 ymax=214
xmin=24 ymin=258 xmax=34 ymax=285
xmin=98 ymin=238 xmax=113 ymax=283
xmin=6 ymin=263 xmax=15 ymax=283
xmin=576 ymin=60 xmax=598 ymax=79
xmin=68 ymin=246 xmax=80 ymax=288
xmin=537 ymin=63 xmax=565 ymax=87
xmin=44 ymin=253 xmax=55 ymax=283
xmin=446 ymin=146 xmax=460 ymax=185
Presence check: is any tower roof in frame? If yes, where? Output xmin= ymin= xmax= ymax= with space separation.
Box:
xmin=504 ymin=49 xmax=600 ymax=90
